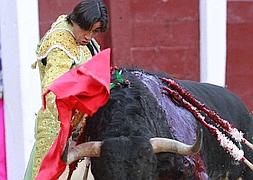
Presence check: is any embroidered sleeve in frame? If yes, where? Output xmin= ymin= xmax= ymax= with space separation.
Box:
xmin=41 ymin=48 xmax=75 ymax=117
xmin=39 ymin=30 xmax=77 ymax=117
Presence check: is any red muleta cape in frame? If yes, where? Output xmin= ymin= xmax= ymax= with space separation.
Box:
xmin=36 ymin=48 xmax=111 ymax=180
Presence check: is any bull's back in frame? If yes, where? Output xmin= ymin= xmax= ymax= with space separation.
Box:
xmin=179 ymin=80 xmax=251 ymax=130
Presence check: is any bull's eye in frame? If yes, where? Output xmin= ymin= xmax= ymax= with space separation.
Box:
xmin=184 ymin=160 xmax=190 ymax=167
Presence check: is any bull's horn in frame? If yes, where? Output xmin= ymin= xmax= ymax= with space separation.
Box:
xmin=66 ymin=141 xmax=102 ymax=164
xmin=150 ymin=129 xmax=203 ymax=155
xmin=66 ymin=130 xmax=202 ymax=164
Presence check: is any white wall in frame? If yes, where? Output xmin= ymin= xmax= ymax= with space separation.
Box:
xmin=0 ymin=0 xmax=41 ymax=179
xmin=200 ymin=0 xmax=227 ymax=86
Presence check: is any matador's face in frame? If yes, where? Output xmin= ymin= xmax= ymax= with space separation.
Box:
xmin=71 ymin=21 xmax=102 ymax=46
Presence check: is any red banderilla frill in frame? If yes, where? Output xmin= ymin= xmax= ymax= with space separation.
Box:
xmin=161 ymin=77 xmax=253 ymax=171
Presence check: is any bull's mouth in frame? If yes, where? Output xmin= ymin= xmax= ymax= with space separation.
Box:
xmin=64 ymin=129 xmax=203 ymax=165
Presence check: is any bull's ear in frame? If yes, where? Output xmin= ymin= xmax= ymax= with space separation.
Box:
xmin=61 ymin=142 xmax=69 ymax=163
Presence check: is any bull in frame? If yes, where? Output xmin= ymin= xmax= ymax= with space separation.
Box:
xmin=65 ymin=68 xmax=253 ymax=180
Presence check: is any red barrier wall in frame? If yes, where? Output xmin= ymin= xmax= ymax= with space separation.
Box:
xmin=227 ymin=1 xmax=253 ymax=111
xmin=108 ymin=0 xmax=200 ymax=80
xmin=39 ymin=0 xmax=80 ymax=37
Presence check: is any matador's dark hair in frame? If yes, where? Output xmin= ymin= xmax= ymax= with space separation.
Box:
xmin=67 ymin=0 xmax=109 ymax=32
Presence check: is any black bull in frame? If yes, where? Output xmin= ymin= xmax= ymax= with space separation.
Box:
xmin=67 ymin=69 xmax=253 ymax=180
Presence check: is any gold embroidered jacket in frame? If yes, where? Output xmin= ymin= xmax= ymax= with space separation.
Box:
xmin=31 ymin=15 xmax=100 ymax=179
